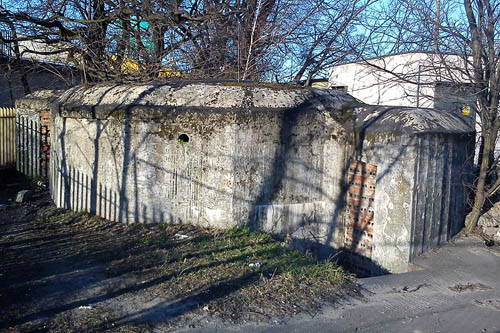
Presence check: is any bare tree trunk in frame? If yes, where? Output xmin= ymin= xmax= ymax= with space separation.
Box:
xmin=434 ymin=0 xmax=440 ymax=53
xmin=466 ymin=129 xmax=493 ymax=233
xmin=5 ymin=19 xmax=31 ymax=95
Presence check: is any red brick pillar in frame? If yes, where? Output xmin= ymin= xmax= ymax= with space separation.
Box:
xmin=39 ymin=111 xmax=51 ymax=176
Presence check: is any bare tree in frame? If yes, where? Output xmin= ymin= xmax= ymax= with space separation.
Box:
xmin=461 ymin=0 xmax=500 ymax=232
xmin=360 ymin=0 xmax=500 ymax=233
xmin=0 ymin=0 xmax=371 ymax=84
xmin=287 ymin=0 xmax=374 ymax=85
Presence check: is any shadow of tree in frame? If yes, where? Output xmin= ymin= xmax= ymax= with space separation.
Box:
xmin=50 ymin=85 xmax=400 ymax=279
xmin=10 ymin=83 xmax=474 ymax=329
xmin=0 ymin=187 xmax=358 ymax=330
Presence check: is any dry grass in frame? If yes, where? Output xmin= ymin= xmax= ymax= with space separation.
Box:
xmin=0 ymin=173 xmax=357 ymax=332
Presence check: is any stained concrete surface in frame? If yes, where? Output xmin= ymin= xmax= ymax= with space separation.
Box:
xmin=187 ymin=235 xmax=500 ymax=333
xmin=37 ymin=83 xmax=474 ymax=275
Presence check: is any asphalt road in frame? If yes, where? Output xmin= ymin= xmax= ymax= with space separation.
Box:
xmin=187 ymin=235 xmax=500 ymax=333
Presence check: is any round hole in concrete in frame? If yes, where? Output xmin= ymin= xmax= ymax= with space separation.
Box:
xmin=178 ymin=134 xmax=190 ymax=144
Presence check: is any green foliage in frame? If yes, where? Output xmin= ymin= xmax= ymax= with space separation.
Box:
xmin=190 ymin=226 xmax=348 ymax=287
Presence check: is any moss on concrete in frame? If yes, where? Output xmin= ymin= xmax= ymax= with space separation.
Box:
xmin=218 ymin=81 xmax=304 ymax=90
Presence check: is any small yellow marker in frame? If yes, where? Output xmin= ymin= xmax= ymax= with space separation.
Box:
xmin=462 ymin=104 xmax=471 ymax=116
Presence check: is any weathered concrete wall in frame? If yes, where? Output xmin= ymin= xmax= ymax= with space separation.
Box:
xmin=355 ymin=133 xmax=418 ymax=274
xmin=351 ymin=106 xmax=474 ymax=274
xmin=51 ymin=112 xmax=237 ymax=227
xmin=49 ymin=83 xmax=356 ymax=258
xmin=242 ymin=110 xmax=349 ymax=257
xmin=410 ymin=134 xmax=473 ymax=257
xmin=37 ymin=82 xmax=475 ymax=275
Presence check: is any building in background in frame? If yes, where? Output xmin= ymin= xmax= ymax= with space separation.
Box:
xmin=0 ymin=30 xmax=80 ymax=107
xmin=328 ymin=52 xmax=476 ymax=117
xmin=329 ymin=52 xmax=486 ymax=162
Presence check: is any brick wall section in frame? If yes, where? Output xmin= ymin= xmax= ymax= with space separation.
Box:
xmin=39 ymin=111 xmax=51 ymax=175
xmin=15 ymin=89 xmax=61 ymax=178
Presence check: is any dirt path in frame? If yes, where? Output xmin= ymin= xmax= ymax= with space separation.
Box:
xmin=0 ymin=170 xmax=356 ymax=332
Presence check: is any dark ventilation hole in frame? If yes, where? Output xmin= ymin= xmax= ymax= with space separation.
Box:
xmin=178 ymin=134 xmax=190 ymax=144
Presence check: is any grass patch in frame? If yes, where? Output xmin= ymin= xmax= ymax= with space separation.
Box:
xmin=99 ymin=224 xmax=354 ymax=323
xmin=0 ymin=188 xmax=357 ymax=332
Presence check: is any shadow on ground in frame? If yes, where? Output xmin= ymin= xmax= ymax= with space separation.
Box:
xmin=0 ymin=169 xmax=360 ymax=332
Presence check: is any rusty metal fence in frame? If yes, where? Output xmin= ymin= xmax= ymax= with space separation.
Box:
xmin=0 ymin=107 xmax=16 ymax=168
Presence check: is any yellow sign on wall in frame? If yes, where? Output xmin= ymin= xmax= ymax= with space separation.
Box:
xmin=462 ymin=104 xmax=470 ymax=116
xmin=110 ymin=55 xmax=183 ymax=78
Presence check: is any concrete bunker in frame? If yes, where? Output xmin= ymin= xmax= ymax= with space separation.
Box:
xmin=347 ymin=106 xmax=474 ymax=274
xmin=18 ymin=82 xmax=474 ymax=276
